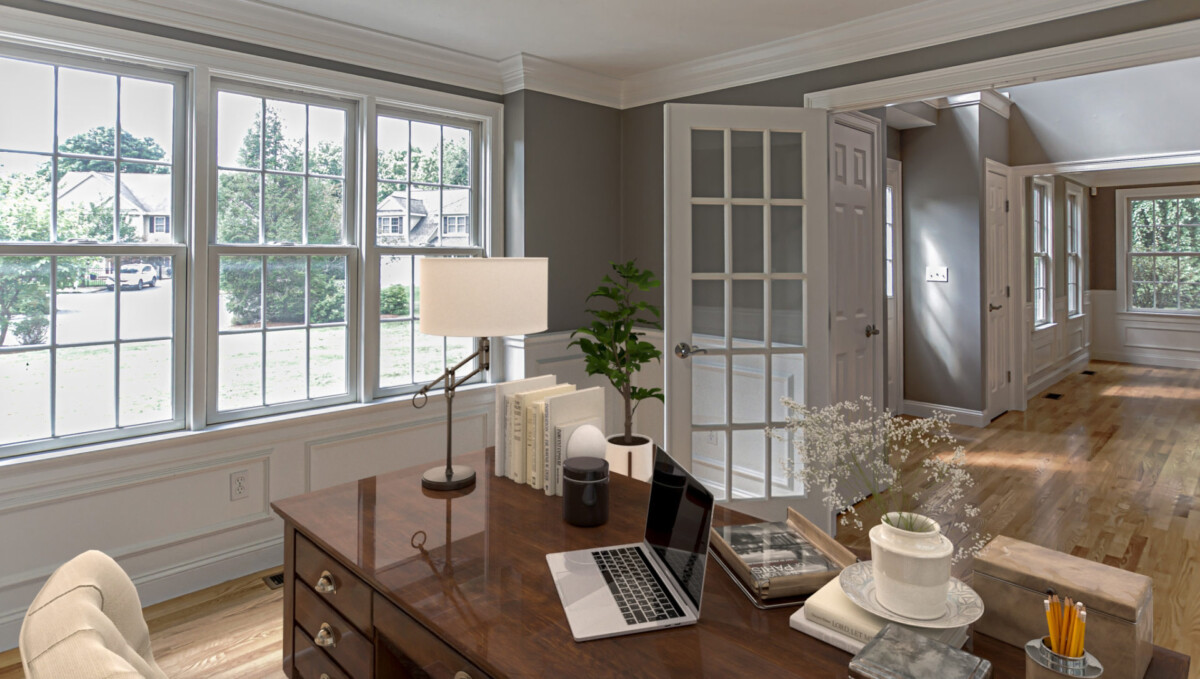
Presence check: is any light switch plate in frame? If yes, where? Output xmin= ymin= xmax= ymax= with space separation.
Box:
xmin=926 ymin=266 xmax=949 ymax=283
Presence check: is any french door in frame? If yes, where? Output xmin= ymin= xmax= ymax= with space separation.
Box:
xmin=664 ymin=104 xmax=831 ymax=530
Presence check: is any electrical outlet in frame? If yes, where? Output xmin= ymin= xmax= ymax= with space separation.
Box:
xmin=230 ymin=470 xmax=249 ymax=501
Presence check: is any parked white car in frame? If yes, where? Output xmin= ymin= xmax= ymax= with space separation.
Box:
xmin=104 ymin=264 xmax=158 ymax=290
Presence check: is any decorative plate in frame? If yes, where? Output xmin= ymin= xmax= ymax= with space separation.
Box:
xmin=838 ymin=561 xmax=985 ymax=629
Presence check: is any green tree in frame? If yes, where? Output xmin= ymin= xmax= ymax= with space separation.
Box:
xmin=54 ymin=127 xmax=168 ymax=174
xmin=380 ymin=284 xmax=410 ymax=317
xmin=0 ymin=256 xmax=50 ymax=346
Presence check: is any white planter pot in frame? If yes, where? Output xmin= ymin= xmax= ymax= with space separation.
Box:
xmin=869 ymin=512 xmax=953 ymax=620
xmin=605 ymin=434 xmax=654 ymax=481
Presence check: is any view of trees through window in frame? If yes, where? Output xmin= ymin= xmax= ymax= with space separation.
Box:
xmin=1129 ymin=196 xmax=1200 ymax=311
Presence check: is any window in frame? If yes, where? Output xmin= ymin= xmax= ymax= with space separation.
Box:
xmin=210 ymin=85 xmax=356 ymax=420
xmin=378 ymin=215 xmax=402 ymax=235
xmin=0 ymin=50 xmax=186 ymax=453
xmin=1032 ymin=180 xmax=1052 ymax=326
xmin=1124 ymin=188 xmax=1200 ymax=312
xmin=375 ymin=110 xmax=480 ymax=395
xmin=152 ymin=215 xmax=169 ymax=233
xmin=1066 ymin=189 xmax=1083 ymax=316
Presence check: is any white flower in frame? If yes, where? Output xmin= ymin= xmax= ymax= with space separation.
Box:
xmin=770 ymin=397 xmax=988 ymax=564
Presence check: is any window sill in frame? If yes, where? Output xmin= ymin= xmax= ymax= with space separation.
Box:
xmin=1033 ymin=322 xmax=1056 ymax=332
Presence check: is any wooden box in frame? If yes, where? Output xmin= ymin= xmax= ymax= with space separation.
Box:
xmin=973 ymin=536 xmax=1153 ymax=679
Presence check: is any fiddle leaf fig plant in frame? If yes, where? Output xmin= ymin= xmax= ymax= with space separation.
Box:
xmin=569 ymin=260 xmax=664 ymax=446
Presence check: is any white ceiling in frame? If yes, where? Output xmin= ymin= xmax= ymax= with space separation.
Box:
xmin=254 ymin=0 xmax=926 ymax=78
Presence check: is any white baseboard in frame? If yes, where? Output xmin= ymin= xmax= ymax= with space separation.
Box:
xmin=1025 ymin=351 xmax=1091 ymax=399
xmin=901 ymin=400 xmax=989 ymax=428
xmin=1091 ymin=349 xmax=1200 ymax=370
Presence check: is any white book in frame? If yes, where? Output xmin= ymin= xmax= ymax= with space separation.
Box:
xmin=799 ymin=578 xmax=968 ymax=649
xmin=550 ymin=416 xmax=604 ymax=496
xmin=790 ymin=606 xmax=866 ymax=655
xmin=542 ymin=387 xmax=605 ymax=496
xmin=493 ymin=376 xmax=557 ymax=478
xmin=517 ymin=384 xmax=575 ymax=488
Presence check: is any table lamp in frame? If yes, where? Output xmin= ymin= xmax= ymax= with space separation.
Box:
xmin=413 ymin=257 xmax=548 ymax=491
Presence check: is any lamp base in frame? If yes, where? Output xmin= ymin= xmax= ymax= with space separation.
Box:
xmin=421 ymin=465 xmax=477 ymax=491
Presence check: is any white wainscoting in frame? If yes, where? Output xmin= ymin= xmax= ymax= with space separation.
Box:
xmin=0 ymin=354 xmax=511 ymax=651
xmin=1025 ymin=294 xmax=1091 ymax=398
xmin=901 ymin=400 xmax=988 ymax=428
xmin=1090 ymin=290 xmax=1200 ymax=369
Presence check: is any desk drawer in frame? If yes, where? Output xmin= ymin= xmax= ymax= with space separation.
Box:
xmin=295 ymin=583 xmax=373 ymax=679
xmin=373 ymin=593 xmax=489 ymax=679
xmin=293 ymin=625 xmax=350 ymax=679
xmin=295 ymin=533 xmax=373 ymax=635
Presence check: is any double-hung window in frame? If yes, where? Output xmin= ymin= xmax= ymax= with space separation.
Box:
xmin=1124 ymin=187 xmax=1200 ymax=312
xmin=0 ymin=48 xmax=187 ymax=454
xmin=1066 ymin=187 xmax=1083 ymax=316
xmin=210 ymin=85 xmax=357 ymax=420
xmin=374 ymin=110 xmax=482 ymax=396
xmin=1031 ymin=180 xmax=1053 ymax=326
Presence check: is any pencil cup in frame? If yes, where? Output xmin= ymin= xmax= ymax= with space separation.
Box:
xmin=1025 ymin=637 xmax=1103 ymax=678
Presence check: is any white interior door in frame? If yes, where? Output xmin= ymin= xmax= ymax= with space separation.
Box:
xmin=985 ymin=162 xmax=1012 ymax=419
xmin=885 ymin=159 xmax=903 ymax=411
xmin=829 ymin=113 xmax=884 ymax=409
xmin=665 ymin=103 xmax=831 ymax=530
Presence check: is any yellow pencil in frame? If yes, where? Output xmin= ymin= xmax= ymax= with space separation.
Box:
xmin=1060 ymin=597 xmax=1073 ymax=654
xmin=1049 ymin=595 xmax=1062 ymax=653
xmin=1045 ymin=599 xmax=1060 ymax=653
xmin=1072 ymin=606 xmax=1087 ymax=657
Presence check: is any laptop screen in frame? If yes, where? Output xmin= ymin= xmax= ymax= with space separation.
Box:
xmin=644 ymin=447 xmax=715 ymax=611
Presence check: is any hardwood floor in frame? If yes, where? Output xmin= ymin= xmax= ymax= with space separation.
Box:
xmin=0 ymin=361 xmax=1196 ymax=677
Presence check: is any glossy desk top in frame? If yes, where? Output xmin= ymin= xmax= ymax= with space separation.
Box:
xmin=272 ymin=449 xmax=1190 ymax=679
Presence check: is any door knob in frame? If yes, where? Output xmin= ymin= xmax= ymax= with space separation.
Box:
xmin=989 ymin=303 xmax=1003 ymax=311
xmin=674 ymin=342 xmax=709 ymax=359
xmin=864 ymin=324 xmax=880 ymax=338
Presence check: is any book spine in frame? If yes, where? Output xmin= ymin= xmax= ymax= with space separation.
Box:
xmin=525 ymin=404 xmax=538 ymax=488
xmin=790 ymin=611 xmax=864 ymax=655
xmin=553 ymin=428 xmax=565 ymax=496
xmin=495 ymin=396 xmax=508 ymax=477
xmin=802 ymin=605 xmax=874 ymax=644
xmin=508 ymin=399 xmax=524 ymax=484
xmin=543 ymin=404 xmax=554 ymax=496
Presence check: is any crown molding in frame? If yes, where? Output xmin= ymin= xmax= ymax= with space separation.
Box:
xmin=43 ymin=0 xmax=507 ymax=94
xmin=38 ymin=0 xmax=1144 ymax=110
xmin=619 ymin=0 xmax=1138 ymax=109
xmin=500 ymin=54 xmax=623 ymax=108
xmin=927 ymin=89 xmax=1012 ymax=118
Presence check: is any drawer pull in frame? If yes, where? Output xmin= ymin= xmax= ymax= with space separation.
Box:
xmin=314 ymin=622 xmax=337 ymax=648
xmin=454 ymin=673 xmax=472 ymax=679
xmin=315 ymin=570 xmax=337 ymax=594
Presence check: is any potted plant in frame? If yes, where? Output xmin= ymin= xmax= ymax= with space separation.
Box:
xmin=771 ymin=397 xmax=989 ymax=619
xmin=569 ymin=261 xmax=664 ymax=479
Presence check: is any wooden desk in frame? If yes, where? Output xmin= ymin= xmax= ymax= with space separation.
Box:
xmin=272 ymin=449 xmax=1190 ymax=678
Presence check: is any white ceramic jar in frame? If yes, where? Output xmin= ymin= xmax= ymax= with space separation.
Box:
xmin=869 ymin=512 xmax=953 ymax=620
xmin=604 ymin=434 xmax=654 ymax=481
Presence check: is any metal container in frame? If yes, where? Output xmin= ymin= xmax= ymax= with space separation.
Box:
xmin=562 ymin=456 xmax=609 ymax=527
xmin=1026 ymin=637 xmax=1104 ymax=679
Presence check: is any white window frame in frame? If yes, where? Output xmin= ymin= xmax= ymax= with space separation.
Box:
xmin=1116 ymin=184 xmax=1200 ymax=315
xmin=0 ymin=43 xmax=189 ymax=458
xmin=0 ymin=10 xmax=504 ymax=458
xmin=153 ymin=215 xmax=170 ymax=233
xmin=443 ymin=214 xmax=468 ymax=235
xmin=1031 ymin=179 xmax=1053 ymax=328
xmin=378 ymin=215 xmax=403 ymax=235
xmin=370 ymin=105 xmax=485 ymax=400
xmin=1065 ymin=183 xmax=1084 ymax=317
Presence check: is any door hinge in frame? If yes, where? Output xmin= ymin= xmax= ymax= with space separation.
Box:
xmin=1006 ymin=285 xmax=1011 ymax=298
xmin=1007 ymin=370 xmax=1012 ymax=383
xmin=1005 ymin=199 xmax=1010 ymax=212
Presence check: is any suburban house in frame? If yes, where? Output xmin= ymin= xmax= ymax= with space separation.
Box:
xmin=1 ymin=0 xmax=1199 ymax=677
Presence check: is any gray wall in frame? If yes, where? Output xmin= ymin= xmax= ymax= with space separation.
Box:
xmin=518 ymin=91 xmax=623 ymax=332
xmin=619 ymin=0 xmax=1200 ymax=306
xmin=900 ymin=107 xmax=985 ymax=411
xmin=1008 ymin=54 xmax=1200 ymax=166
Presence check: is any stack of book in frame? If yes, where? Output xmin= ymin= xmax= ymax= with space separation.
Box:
xmin=493 ymin=376 xmax=605 ymax=496
xmin=789 ymin=578 xmax=969 ymax=655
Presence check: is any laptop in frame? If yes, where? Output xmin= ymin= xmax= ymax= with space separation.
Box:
xmin=546 ymin=447 xmax=716 ymax=641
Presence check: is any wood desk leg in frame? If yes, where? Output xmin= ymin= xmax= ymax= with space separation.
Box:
xmin=282 ymin=524 xmax=296 ymax=678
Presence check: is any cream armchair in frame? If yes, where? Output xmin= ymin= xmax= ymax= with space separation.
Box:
xmin=19 ymin=550 xmax=168 ymax=679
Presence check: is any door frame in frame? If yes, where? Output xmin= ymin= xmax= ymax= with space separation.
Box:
xmin=829 ymin=111 xmax=886 ymax=411
xmin=885 ymin=158 xmax=904 ymax=411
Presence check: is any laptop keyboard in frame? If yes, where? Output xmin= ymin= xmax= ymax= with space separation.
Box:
xmin=592 ymin=546 xmax=684 ymax=625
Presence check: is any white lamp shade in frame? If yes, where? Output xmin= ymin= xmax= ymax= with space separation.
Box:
xmin=419 ymin=257 xmax=548 ymax=337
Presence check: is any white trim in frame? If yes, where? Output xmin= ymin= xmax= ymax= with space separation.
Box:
xmin=1114 ymin=184 xmax=1200 ymax=315
xmin=499 ymin=53 xmax=622 ymax=109
xmin=901 ymin=400 xmax=988 ymax=428
xmin=13 ymin=0 xmax=1144 ymax=110
xmin=928 ymin=90 xmax=1012 ymax=118
xmin=885 ymin=158 xmax=904 ymax=413
xmin=1065 ymin=182 xmax=1086 ymax=317
xmin=804 ymin=19 xmax=1200 ymax=112
xmin=1024 ymin=349 xmax=1090 ymax=399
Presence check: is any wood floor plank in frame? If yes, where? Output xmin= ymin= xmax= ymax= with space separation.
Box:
xmin=0 ymin=361 xmax=1195 ymax=678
